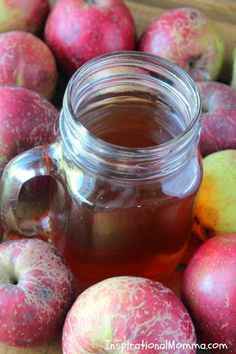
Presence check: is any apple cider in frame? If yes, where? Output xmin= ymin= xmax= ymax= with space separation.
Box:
xmin=0 ymin=53 xmax=202 ymax=288
xmin=49 ymin=98 xmax=201 ymax=286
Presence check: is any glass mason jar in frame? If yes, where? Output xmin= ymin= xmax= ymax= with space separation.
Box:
xmin=0 ymin=52 xmax=202 ymax=287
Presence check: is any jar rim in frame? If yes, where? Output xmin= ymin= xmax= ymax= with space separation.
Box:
xmin=60 ymin=51 xmax=201 ymax=178
xmin=64 ymin=51 xmax=201 ymax=155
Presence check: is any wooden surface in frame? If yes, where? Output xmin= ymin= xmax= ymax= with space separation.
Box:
xmin=1 ymin=0 xmax=236 ymax=353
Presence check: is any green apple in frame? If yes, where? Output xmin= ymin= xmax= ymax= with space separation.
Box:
xmin=192 ymin=150 xmax=236 ymax=240
xmin=231 ymin=47 xmax=236 ymax=89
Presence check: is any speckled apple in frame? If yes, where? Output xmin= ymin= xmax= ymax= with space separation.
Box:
xmin=182 ymin=234 xmax=236 ymax=353
xmin=0 ymin=31 xmax=57 ymax=99
xmin=0 ymin=86 xmax=58 ymax=174
xmin=0 ymin=238 xmax=75 ymax=347
xmin=0 ymin=0 xmax=49 ymax=33
xmin=197 ymin=81 xmax=236 ymax=156
xmin=45 ymin=0 xmax=136 ymax=75
xmin=139 ymin=7 xmax=225 ymax=81
xmin=192 ymin=150 xmax=236 ymax=240
xmin=62 ymin=276 xmax=196 ymax=354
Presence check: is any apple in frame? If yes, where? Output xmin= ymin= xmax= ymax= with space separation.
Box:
xmin=231 ymin=47 xmax=236 ymax=89
xmin=0 ymin=238 xmax=75 ymax=347
xmin=0 ymin=0 xmax=49 ymax=34
xmin=182 ymin=234 xmax=236 ymax=353
xmin=0 ymin=31 xmax=57 ymax=99
xmin=0 ymin=86 xmax=58 ymax=174
xmin=62 ymin=276 xmax=196 ymax=354
xmin=45 ymin=0 xmax=136 ymax=75
xmin=139 ymin=7 xmax=225 ymax=81
xmin=197 ymin=81 xmax=236 ymax=156
xmin=0 ymin=224 xmax=3 ymax=243
xmin=192 ymin=150 xmax=236 ymax=241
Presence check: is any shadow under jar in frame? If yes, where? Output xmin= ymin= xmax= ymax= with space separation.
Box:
xmin=0 ymin=52 xmax=202 ymax=288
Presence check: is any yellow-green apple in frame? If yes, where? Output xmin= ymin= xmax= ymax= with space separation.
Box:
xmin=62 ymin=276 xmax=196 ymax=354
xmin=0 ymin=238 xmax=75 ymax=346
xmin=45 ymin=0 xmax=136 ymax=75
xmin=197 ymin=81 xmax=236 ymax=156
xmin=0 ymin=0 xmax=49 ymax=33
xmin=139 ymin=8 xmax=225 ymax=81
xmin=231 ymin=48 xmax=236 ymax=89
xmin=0 ymin=86 xmax=58 ymax=174
xmin=0 ymin=224 xmax=3 ymax=243
xmin=182 ymin=234 xmax=236 ymax=353
xmin=0 ymin=31 xmax=57 ymax=99
xmin=192 ymin=150 xmax=236 ymax=240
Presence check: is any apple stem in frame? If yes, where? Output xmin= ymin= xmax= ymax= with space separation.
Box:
xmin=10 ymin=275 xmax=18 ymax=285
xmin=189 ymin=60 xmax=195 ymax=69
xmin=188 ymin=55 xmax=202 ymax=71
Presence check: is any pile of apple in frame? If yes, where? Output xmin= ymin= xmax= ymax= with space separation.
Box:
xmin=0 ymin=0 xmax=236 ymax=353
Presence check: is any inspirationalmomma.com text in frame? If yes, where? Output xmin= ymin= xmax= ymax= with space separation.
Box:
xmin=104 ymin=339 xmax=228 ymax=352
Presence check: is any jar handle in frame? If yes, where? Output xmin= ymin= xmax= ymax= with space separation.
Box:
xmin=0 ymin=142 xmax=61 ymax=239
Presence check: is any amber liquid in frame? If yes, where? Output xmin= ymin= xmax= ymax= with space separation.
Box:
xmin=51 ymin=100 xmax=200 ymax=287
xmin=79 ymin=99 xmax=184 ymax=147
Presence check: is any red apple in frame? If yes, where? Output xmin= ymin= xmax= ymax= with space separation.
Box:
xmin=63 ymin=276 xmax=196 ymax=354
xmin=0 ymin=86 xmax=58 ymax=174
xmin=0 ymin=238 xmax=75 ymax=347
xmin=0 ymin=0 xmax=49 ymax=33
xmin=45 ymin=0 xmax=136 ymax=75
xmin=139 ymin=8 xmax=225 ymax=81
xmin=197 ymin=81 xmax=236 ymax=156
xmin=0 ymin=31 xmax=57 ymax=99
xmin=182 ymin=234 xmax=236 ymax=353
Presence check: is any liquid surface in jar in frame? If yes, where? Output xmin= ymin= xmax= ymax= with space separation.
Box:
xmin=78 ymin=99 xmax=185 ymax=148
